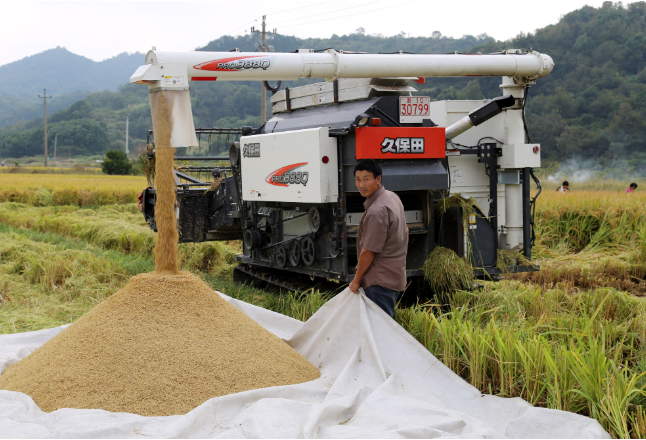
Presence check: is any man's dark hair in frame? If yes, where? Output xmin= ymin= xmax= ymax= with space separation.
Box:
xmin=353 ymin=159 xmax=382 ymax=179
xmin=563 ymin=181 xmax=569 ymax=186
xmin=631 ymin=182 xmax=638 ymax=189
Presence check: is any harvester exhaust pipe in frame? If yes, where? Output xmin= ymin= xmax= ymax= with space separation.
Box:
xmin=445 ymin=95 xmax=516 ymax=140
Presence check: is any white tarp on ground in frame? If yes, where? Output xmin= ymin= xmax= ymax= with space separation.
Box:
xmin=0 ymin=289 xmax=609 ymax=439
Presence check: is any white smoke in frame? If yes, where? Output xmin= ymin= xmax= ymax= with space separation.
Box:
xmin=546 ymin=158 xmax=597 ymax=183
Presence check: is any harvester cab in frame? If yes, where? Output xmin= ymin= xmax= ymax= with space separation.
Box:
xmin=132 ymin=48 xmax=554 ymax=294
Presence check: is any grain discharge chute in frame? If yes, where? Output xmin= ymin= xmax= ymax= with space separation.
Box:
xmin=132 ymin=48 xmax=554 ymax=294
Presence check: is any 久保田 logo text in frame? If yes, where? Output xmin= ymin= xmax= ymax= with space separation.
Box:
xmin=381 ymin=137 xmax=425 ymax=154
xmin=266 ymin=163 xmax=309 ymax=187
xmin=243 ymin=143 xmax=260 ymax=158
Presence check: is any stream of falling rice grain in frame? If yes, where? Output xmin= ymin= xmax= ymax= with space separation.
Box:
xmin=150 ymin=91 xmax=179 ymax=274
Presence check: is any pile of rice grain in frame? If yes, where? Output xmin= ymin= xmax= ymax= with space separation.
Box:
xmin=0 ymin=90 xmax=320 ymax=416
xmin=0 ymin=271 xmax=320 ymax=416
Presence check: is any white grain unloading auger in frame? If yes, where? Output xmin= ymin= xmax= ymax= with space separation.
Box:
xmin=132 ymin=48 xmax=554 ymax=294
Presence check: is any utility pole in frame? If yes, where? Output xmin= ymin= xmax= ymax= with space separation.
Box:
xmin=38 ymin=89 xmax=52 ymax=167
xmin=125 ymin=117 xmax=129 ymax=155
xmin=252 ymin=16 xmax=276 ymax=125
xmin=53 ymin=135 xmax=57 ymax=164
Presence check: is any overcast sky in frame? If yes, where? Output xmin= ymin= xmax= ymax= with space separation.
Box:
xmin=1 ymin=0 xmax=612 ymax=67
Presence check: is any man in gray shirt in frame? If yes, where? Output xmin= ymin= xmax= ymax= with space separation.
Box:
xmin=349 ymin=159 xmax=408 ymax=317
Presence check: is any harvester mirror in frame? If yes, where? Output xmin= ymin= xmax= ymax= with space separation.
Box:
xmin=229 ymin=142 xmax=240 ymax=166
xmin=241 ymin=126 xmax=254 ymax=136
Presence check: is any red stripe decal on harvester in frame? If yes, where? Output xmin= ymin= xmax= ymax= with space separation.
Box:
xmin=191 ymin=77 xmax=218 ymax=81
xmin=194 ymin=55 xmax=270 ymax=72
xmin=265 ymin=162 xmax=308 ymax=187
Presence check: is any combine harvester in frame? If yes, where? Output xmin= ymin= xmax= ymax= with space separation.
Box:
xmin=133 ymin=48 xmax=554 ymax=294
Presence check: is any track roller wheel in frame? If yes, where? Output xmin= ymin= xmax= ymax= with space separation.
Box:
xmin=308 ymin=207 xmax=325 ymax=232
xmin=301 ymin=236 xmax=316 ymax=267
xmin=275 ymin=245 xmax=287 ymax=268
xmin=289 ymin=240 xmax=301 ymax=266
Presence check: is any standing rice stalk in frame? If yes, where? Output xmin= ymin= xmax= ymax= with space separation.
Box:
xmin=394 ymin=283 xmax=646 ymax=439
xmin=422 ymin=246 xmax=474 ymax=294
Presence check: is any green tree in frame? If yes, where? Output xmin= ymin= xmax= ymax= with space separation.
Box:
xmin=101 ymin=149 xmax=132 ymax=175
xmin=609 ymin=103 xmax=645 ymax=133
xmin=556 ymin=125 xmax=609 ymax=157
xmin=110 ymin=140 xmax=125 ymax=150
xmin=48 ymin=119 xmax=109 ymax=155
xmin=462 ymin=80 xmax=484 ymax=100
xmin=621 ymin=32 xmax=646 ymax=73
xmin=572 ymin=33 xmax=595 ymax=53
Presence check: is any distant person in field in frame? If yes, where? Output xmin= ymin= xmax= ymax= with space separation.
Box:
xmin=556 ymin=181 xmax=570 ymax=192
xmin=626 ymin=182 xmax=638 ymax=193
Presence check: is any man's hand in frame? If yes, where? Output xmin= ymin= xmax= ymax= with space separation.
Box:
xmin=350 ymin=249 xmax=375 ymax=294
xmin=349 ymin=278 xmax=361 ymax=294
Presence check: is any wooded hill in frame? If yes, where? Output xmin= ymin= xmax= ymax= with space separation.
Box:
xmin=0 ymin=48 xmax=144 ymax=128
xmin=2 ymin=1 xmax=646 ymax=172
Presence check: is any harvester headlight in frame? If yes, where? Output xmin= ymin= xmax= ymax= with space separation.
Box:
xmin=354 ymin=114 xmax=370 ymax=127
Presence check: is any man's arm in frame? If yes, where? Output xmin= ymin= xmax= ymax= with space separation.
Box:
xmin=349 ymin=248 xmax=375 ymax=293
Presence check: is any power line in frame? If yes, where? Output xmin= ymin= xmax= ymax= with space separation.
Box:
xmin=271 ymin=1 xmax=379 ymax=25
xmin=221 ymin=2 xmax=332 ymax=38
xmin=269 ymin=1 xmax=332 ymax=18
xmin=280 ymin=0 xmax=419 ymax=29
xmin=222 ymin=18 xmax=261 ymax=38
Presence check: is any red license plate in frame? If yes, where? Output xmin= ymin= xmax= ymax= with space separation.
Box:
xmin=399 ymin=96 xmax=431 ymax=123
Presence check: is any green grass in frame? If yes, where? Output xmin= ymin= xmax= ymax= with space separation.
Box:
xmin=0 ymin=223 xmax=155 ymax=274
xmin=202 ymin=275 xmax=331 ymax=322
xmin=0 ymin=227 xmax=146 ymax=333
xmin=395 ymin=284 xmax=646 ymax=438
xmin=0 ymin=224 xmax=323 ymax=334
xmin=0 ymin=203 xmax=157 ymax=254
xmin=0 ymin=218 xmax=237 ymax=333
xmin=0 ymin=203 xmax=239 ymax=277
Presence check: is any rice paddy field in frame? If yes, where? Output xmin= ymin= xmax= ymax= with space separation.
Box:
xmin=0 ymin=167 xmax=103 ymax=175
xmin=0 ymin=175 xmax=645 ymax=438
xmin=0 ymin=173 xmax=146 ymax=205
